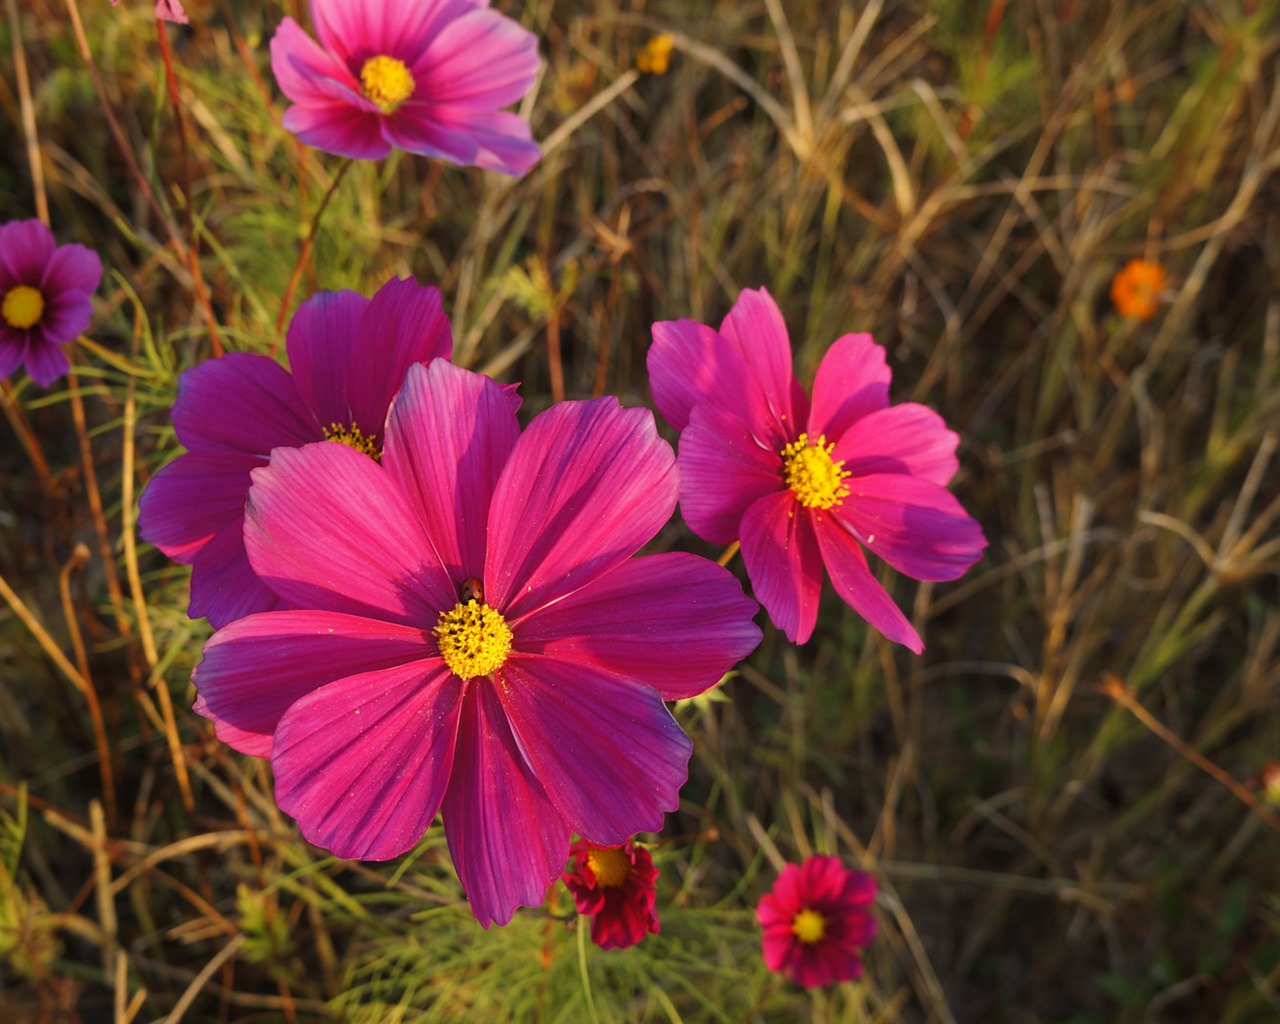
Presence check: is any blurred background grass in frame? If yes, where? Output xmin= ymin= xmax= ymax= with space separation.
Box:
xmin=2 ymin=0 xmax=1280 ymax=1021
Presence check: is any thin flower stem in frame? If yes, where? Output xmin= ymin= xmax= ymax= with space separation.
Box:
xmin=1100 ymin=673 xmax=1280 ymax=833
xmin=6 ymin=0 xmax=47 ymax=225
xmin=274 ymin=158 xmax=354 ymax=352
xmin=575 ymin=919 xmax=600 ymax=1024
xmin=0 ymin=568 xmax=93 ymax=700
xmin=546 ymin=308 xmax=564 ymax=403
xmin=717 ymin=540 xmax=740 ymax=567
xmin=0 ymin=379 xmax=54 ymax=492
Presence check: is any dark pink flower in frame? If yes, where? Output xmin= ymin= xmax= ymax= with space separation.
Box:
xmin=563 ymin=838 xmax=660 ymax=950
xmin=0 ymin=219 xmax=102 ymax=388
xmin=191 ymin=360 xmax=761 ymax=927
xmin=647 ymin=287 xmax=987 ymax=650
xmin=270 ymin=0 xmax=540 ymax=175
xmin=757 ymin=855 xmax=877 ymax=988
xmin=109 ymin=0 xmax=189 ymax=24
xmin=138 ymin=276 xmax=450 ymax=628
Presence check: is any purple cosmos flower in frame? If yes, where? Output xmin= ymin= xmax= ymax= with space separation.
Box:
xmin=138 ymin=276 xmax=451 ymax=628
xmin=270 ymin=0 xmax=540 ymax=176
xmin=647 ymin=287 xmax=987 ymax=651
xmin=191 ymin=359 xmax=761 ymax=927
xmin=0 ymin=219 xmax=102 ymax=388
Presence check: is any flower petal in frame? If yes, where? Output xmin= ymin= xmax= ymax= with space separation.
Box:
xmin=21 ymin=339 xmax=70 ymax=389
xmin=441 ymin=683 xmax=569 ymax=927
xmin=412 ymin=5 xmax=540 ymax=110
xmin=138 ymin=450 xmax=257 ymax=562
xmin=271 ymin=660 xmax=462 ymax=860
xmin=806 ymin=332 xmax=891 ymax=441
xmin=0 ymin=337 xmax=27 ymax=380
xmin=485 ymin=399 xmax=676 ymax=619
xmin=0 ymin=220 xmax=55 ymax=285
xmin=171 ymin=353 xmax=316 ymax=455
xmin=647 ymin=317 xmax=737 ymax=432
xmin=40 ymin=241 xmax=101 ymax=296
xmin=194 ymin=610 xmax=436 ymax=757
xmin=497 ymin=655 xmax=691 ymax=844
xmin=833 ymin=403 xmax=959 ymax=486
xmin=282 ymin=100 xmax=391 ymax=160
xmin=381 ymin=108 xmax=540 ymax=176
xmin=311 ymin=0 xmax=473 ymax=71
xmin=270 ymin=17 xmax=361 ymax=105
xmin=677 ymin=400 xmax=784 ymax=545
xmin=739 ymin=491 xmax=824 ymax=644
xmin=345 ymin=278 xmax=452 ymax=437
xmin=718 ymin=287 xmax=800 ymax=436
xmin=37 ymin=291 xmax=94 ymax=347
xmin=383 ymin=360 xmax=518 ymax=587
xmin=187 ymin=516 xmax=282 ymax=628
xmin=835 ymin=474 xmax=987 ymax=581
xmin=286 ymin=288 xmax=368 ymax=428
xmin=244 ymin=441 xmax=454 ymax=621
xmin=516 ymin=552 xmax=760 ymax=700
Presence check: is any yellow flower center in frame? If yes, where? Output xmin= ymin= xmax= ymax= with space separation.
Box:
xmin=781 ymin=433 xmax=850 ymax=510
xmin=2 ymin=285 xmax=45 ymax=330
xmin=433 ymin=600 xmax=512 ymax=680
xmin=792 ymin=908 xmax=826 ymax=944
xmin=360 ymin=55 xmax=415 ymax=113
xmin=586 ymin=846 xmax=631 ymax=888
xmin=321 ymin=422 xmax=381 ymax=461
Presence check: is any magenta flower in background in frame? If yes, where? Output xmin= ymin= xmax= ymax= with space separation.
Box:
xmin=109 ymin=0 xmax=189 ymax=24
xmin=757 ymin=855 xmax=877 ymax=988
xmin=270 ymin=0 xmax=540 ymax=175
xmin=563 ymin=838 xmax=660 ymax=950
xmin=647 ymin=287 xmax=987 ymax=651
xmin=138 ymin=276 xmax=451 ymax=628
xmin=0 ymin=219 xmax=102 ymax=388
xmin=191 ymin=360 xmax=761 ymax=927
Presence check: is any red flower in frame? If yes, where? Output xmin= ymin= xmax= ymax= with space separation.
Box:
xmin=1110 ymin=258 xmax=1167 ymax=321
xmin=563 ymin=838 xmax=659 ymax=950
xmin=757 ymin=855 xmax=877 ymax=988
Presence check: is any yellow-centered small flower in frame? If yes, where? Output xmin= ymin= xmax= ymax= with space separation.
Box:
xmin=636 ymin=34 xmax=674 ymax=75
xmin=587 ymin=846 xmax=631 ymax=888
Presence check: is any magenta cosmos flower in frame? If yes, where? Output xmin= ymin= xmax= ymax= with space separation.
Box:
xmin=191 ymin=359 xmax=761 ymax=927
xmin=270 ymin=0 xmax=540 ymax=175
xmin=138 ymin=276 xmax=450 ymax=628
xmin=563 ymin=838 xmax=660 ymax=950
xmin=647 ymin=287 xmax=987 ymax=651
xmin=757 ymin=855 xmax=877 ymax=988
xmin=0 ymin=219 xmax=102 ymax=388
xmin=109 ymin=0 xmax=188 ymax=24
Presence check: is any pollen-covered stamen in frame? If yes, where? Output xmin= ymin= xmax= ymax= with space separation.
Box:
xmin=791 ymin=907 xmax=826 ymax=944
xmin=781 ymin=432 xmax=850 ymax=510
xmin=360 ymin=54 xmax=415 ymax=113
xmin=586 ymin=846 xmax=631 ymax=888
xmin=321 ymin=422 xmax=381 ymax=461
xmin=434 ymin=600 xmax=513 ymax=680
xmin=2 ymin=285 xmax=45 ymax=330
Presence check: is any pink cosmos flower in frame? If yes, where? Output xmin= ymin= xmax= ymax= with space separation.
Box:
xmin=109 ymin=0 xmax=189 ymax=24
xmin=757 ymin=855 xmax=877 ymax=988
xmin=647 ymin=287 xmax=987 ymax=651
xmin=191 ymin=359 xmax=762 ymax=927
xmin=563 ymin=838 xmax=660 ymax=950
xmin=270 ymin=0 xmax=540 ymax=175
xmin=138 ymin=276 xmax=451 ymax=628
xmin=0 ymin=219 xmax=102 ymax=388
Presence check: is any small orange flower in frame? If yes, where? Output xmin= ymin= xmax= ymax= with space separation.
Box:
xmin=1110 ymin=259 xmax=1167 ymax=321
xmin=636 ymin=34 xmax=674 ymax=75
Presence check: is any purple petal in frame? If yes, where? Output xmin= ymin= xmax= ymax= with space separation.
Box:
xmin=271 ymin=660 xmax=462 ymax=860
xmin=718 ymin=287 xmax=800 ymax=436
xmin=286 ymin=289 xmax=368 ymax=429
xmin=412 ymin=6 xmax=540 ymax=110
xmin=516 ymin=553 xmax=760 ymax=700
xmin=171 ymin=353 xmax=317 ymax=454
xmin=282 ymin=100 xmax=391 ymax=160
xmin=270 ymin=17 xmax=361 ymax=105
xmin=21 ymin=339 xmax=70 ymax=389
xmin=813 ymin=519 xmax=922 ymax=651
xmin=194 ymin=609 xmax=436 ymax=757
xmin=677 ymin=400 xmax=785 ymax=545
xmin=155 ymin=0 xmax=188 ymax=25
xmin=498 ymin=655 xmax=692 ymax=844
xmin=0 ymin=220 xmax=55 ymax=285
xmin=739 ymin=491 xmax=825 ymax=644
xmin=138 ymin=450 xmax=257 ymax=562
xmin=37 ymin=291 xmax=94 ymax=347
xmin=647 ymin=318 xmax=737 ymax=432
xmin=807 ymin=332 xmax=891 ymax=441
xmin=384 ymin=107 xmax=540 ymax=177
xmin=311 ymin=0 xmax=473 ymax=71
xmin=345 ymin=278 xmax=452 ymax=436
xmin=833 ymin=403 xmax=959 ymax=486
xmin=442 ymin=683 xmax=569 ymax=927
xmin=187 ymin=517 xmax=282 ymax=628
xmin=835 ymin=474 xmax=987 ymax=581
xmin=40 ymin=242 xmax=101 ymax=296
xmin=0 ymin=336 xmax=26 ymax=380
xmin=382 ymin=361 xmax=518 ymax=588
xmin=244 ymin=441 xmax=454 ymax=621
xmin=485 ymin=399 xmax=676 ymax=620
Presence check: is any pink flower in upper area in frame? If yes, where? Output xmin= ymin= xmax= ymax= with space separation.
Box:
xmin=647 ymin=287 xmax=987 ymax=651
xmin=270 ymin=0 xmax=540 ymax=175
xmin=109 ymin=0 xmax=189 ymax=24
xmin=0 ymin=219 xmax=102 ymax=388
xmin=191 ymin=360 xmax=761 ymax=927
xmin=138 ymin=276 xmax=451 ymax=629
xmin=757 ymin=855 xmax=877 ymax=988
xmin=563 ymin=838 xmax=660 ymax=950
